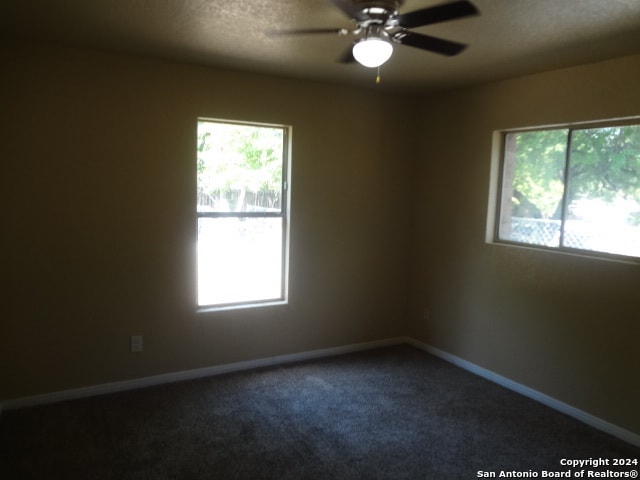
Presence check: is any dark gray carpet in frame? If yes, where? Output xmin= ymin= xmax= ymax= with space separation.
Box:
xmin=1 ymin=345 xmax=638 ymax=479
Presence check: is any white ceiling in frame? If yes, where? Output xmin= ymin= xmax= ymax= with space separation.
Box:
xmin=3 ymin=0 xmax=640 ymax=92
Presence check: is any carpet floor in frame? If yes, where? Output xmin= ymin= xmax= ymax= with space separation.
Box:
xmin=1 ymin=345 xmax=638 ymax=479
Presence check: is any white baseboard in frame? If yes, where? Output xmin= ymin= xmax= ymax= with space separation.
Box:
xmin=0 ymin=337 xmax=406 ymax=412
xmin=404 ymin=337 xmax=640 ymax=448
xmin=2 ymin=335 xmax=638 ymax=448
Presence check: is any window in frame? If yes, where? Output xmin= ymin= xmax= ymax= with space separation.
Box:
xmin=197 ymin=119 xmax=290 ymax=309
xmin=494 ymin=122 xmax=640 ymax=260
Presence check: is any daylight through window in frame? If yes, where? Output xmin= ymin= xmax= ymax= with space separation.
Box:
xmin=197 ymin=119 xmax=289 ymax=308
xmin=496 ymin=122 xmax=640 ymax=259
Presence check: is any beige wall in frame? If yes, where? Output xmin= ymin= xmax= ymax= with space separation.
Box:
xmin=409 ymin=54 xmax=640 ymax=434
xmin=1 ymin=42 xmax=414 ymax=400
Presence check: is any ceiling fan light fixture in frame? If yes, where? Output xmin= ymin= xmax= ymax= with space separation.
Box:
xmin=352 ymin=37 xmax=393 ymax=68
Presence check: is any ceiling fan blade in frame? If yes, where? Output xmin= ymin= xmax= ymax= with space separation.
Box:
xmin=328 ymin=0 xmax=368 ymax=22
xmin=337 ymin=44 xmax=356 ymax=63
xmin=396 ymin=0 xmax=478 ymax=29
xmin=268 ymin=27 xmax=350 ymax=36
xmin=393 ymin=30 xmax=467 ymax=56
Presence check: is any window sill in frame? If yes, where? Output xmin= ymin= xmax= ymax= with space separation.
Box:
xmin=197 ymin=299 xmax=288 ymax=314
xmin=488 ymin=239 xmax=640 ymax=266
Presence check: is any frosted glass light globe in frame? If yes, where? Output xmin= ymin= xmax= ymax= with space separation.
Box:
xmin=352 ymin=38 xmax=393 ymax=68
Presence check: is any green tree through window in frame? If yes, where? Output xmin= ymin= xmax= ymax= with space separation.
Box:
xmin=497 ymin=123 xmax=640 ymax=258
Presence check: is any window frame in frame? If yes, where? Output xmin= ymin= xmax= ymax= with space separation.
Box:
xmin=489 ymin=117 xmax=640 ymax=264
xmin=196 ymin=118 xmax=291 ymax=312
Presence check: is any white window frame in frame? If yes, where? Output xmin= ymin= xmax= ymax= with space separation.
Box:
xmin=488 ymin=117 xmax=640 ymax=263
xmin=196 ymin=118 xmax=291 ymax=311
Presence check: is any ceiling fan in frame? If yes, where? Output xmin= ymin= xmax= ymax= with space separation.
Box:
xmin=272 ymin=0 xmax=479 ymax=69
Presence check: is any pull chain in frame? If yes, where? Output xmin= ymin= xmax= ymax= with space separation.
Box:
xmin=376 ymin=65 xmax=381 ymax=84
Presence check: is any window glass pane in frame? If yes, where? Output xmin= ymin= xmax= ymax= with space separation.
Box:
xmin=499 ymin=130 xmax=568 ymax=247
xmin=564 ymin=126 xmax=640 ymax=257
xmin=197 ymin=122 xmax=283 ymax=213
xmin=197 ymin=217 xmax=283 ymax=306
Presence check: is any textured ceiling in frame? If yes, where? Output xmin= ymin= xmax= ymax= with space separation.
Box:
xmin=3 ymin=0 xmax=640 ymax=92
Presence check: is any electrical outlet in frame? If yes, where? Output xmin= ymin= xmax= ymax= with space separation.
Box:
xmin=130 ymin=335 xmax=143 ymax=353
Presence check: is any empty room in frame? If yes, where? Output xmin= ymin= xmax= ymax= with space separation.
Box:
xmin=1 ymin=0 xmax=639 ymax=478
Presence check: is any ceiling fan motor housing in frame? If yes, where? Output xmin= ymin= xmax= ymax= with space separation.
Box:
xmin=352 ymin=0 xmax=402 ymax=24
xmin=352 ymin=0 xmax=403 ymax=11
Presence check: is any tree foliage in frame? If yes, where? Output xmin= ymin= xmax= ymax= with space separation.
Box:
xmin=509 ymin=125 xmax=640 ymax=223
xmin=509 ymin=129 xmax=567 ymax=219
xmin=569 ymin=126 xmax=640 ymax=203
xmin=197 ymin=122 xmax=284 ymax=211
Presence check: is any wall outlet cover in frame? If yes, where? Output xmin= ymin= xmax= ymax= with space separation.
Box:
xmin=130 ymin=335 xmax=143 ymax=353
